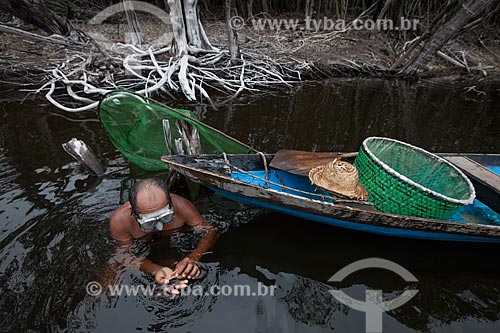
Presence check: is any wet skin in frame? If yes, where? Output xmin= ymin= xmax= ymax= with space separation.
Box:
xmin=110 ymin=189 xmax=218 ymax=291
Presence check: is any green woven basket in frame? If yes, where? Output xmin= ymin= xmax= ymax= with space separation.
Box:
xmin=354 ymin=137 xmax=475 ymax=219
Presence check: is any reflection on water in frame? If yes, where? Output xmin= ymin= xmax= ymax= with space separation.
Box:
xmin=215 ymin=214 xmax=500 ymax=332
xmin=0 ymin=79 xmax=499 ymax=332
xmin=206 ymin=79 xmax=500 ymax=153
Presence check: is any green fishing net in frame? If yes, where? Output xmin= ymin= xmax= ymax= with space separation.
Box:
xmin=99 ymin=91 xmax=254 ymax=171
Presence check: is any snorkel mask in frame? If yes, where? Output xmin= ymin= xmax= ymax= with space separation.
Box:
xmin=129 ymin=178 xmax=175 ymax=233
xmin=137 ymin=205 xmax=175 ymax=232
xmin=132 ymin=202 xmax=175 ymax=233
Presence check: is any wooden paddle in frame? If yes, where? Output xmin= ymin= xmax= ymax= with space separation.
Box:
xmin=269 ymin=149 xmax=358 ymax=176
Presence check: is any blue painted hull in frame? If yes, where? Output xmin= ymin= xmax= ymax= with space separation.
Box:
xmin=164 ymin=153 xmax=500 ymax=243
xmin=210 ymin=187 xmax=500 ymax=243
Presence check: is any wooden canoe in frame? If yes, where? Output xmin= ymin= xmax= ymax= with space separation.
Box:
xmin=162 ymin=153 xmax=500 ymax=243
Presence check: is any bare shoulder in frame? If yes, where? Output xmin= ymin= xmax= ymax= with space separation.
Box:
xmin=110 ymin=202 xmax=132 ymax=224
xmin=109 ymin=202 xmax=134 ymax=241
xmin=171 ymin=194 xmax=196 ymax=215
xmin=171 ymin=194 xmax=204 ymax=226
xmin=171 ymin=193 xmax=193 ymax=208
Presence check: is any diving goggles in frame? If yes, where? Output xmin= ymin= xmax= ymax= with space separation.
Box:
xmin=136 ymin=205 xmax=175 ymax=232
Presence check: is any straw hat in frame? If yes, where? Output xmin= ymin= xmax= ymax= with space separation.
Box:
xmin=308 ymin=159 xmax=369 ymax=200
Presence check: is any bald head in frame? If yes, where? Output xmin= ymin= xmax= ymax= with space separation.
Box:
xmin=129 ymin=178 xmax=170 ymax=216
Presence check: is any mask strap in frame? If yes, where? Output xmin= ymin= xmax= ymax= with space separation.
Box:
xmin=130 ymin=205 xmax=140 ymax=220
xmin=167 ymin=193 xmax=173 ymax=209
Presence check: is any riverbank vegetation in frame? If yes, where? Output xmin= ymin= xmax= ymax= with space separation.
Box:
xmin=0 ymin=0 xmax=499 ymax=110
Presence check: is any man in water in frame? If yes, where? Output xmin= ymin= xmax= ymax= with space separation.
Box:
xmin=110 ymin=178 xmax=217 ymax=290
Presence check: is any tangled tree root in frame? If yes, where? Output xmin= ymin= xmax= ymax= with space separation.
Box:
xmin=35 ymin=42 xmax=311 ymax=112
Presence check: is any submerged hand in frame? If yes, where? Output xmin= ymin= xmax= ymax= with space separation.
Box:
xmin=173 ymin=257 xmax=201 ymax=279
xmin=153 ymin=267 xmax=174 ymax=285
xmin=153 ymin=267 xmax=189 ymax=295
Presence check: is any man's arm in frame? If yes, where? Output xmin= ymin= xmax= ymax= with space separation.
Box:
xmin=172 ymin=196 xmax=219 ymax=279
xmin=108 ymin=207 xmax=180 ymax=285
xmin=101 ymin=245 xmax=184 ymax=288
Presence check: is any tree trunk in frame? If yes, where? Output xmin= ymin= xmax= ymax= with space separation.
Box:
xmin=123 ymin=0 xmax=143 ymax=46
xmin=261 ymin=0 xmax=270 ymax=13
xmin=376 ymin=0 xmax=393 ymax=19
xmin=167 ymin=0 xmax=214 ymax=54
xmin=167 ymin=0 xmax=189 ymax=54
xmin=0 ymin=0 xmax=71 ymax=36
xmin=305 ymin=0 xmax=311 ymax=17
xmin=247 ymin=0 xmax=254 ymax=18
xmin=183 ymin=0 xmax=203 ymax=48
xmin=398 ymin=0 xmax=497 ymax=77
xmin=225 ymin=0 xmax=240 ymax=63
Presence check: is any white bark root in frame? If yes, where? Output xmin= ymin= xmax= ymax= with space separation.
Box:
xmin=37 ymin=1 xmax=303 ymax=112
xmin=38 ymin=42 xmax=303 ymax=112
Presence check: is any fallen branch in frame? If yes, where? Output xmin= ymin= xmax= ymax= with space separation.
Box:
xmin=62 ymin=138 xmax=106 ymax=176
xmin=0 ymin=24 xmax=70 ymax=46
xmin=437 ymin=50 xmax=468 ymax=70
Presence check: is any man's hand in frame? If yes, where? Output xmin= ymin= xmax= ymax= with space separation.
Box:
xmin=173 ymin=257 xmax=201 ymax=279
xmin=154 ymin=266 xmax=174 ymax=285
xmin=153 ymin=267 xmax=189 ymax=294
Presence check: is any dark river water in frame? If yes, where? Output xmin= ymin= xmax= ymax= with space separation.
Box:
xmin=1 ymin=79 xmax=500 ymax=332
